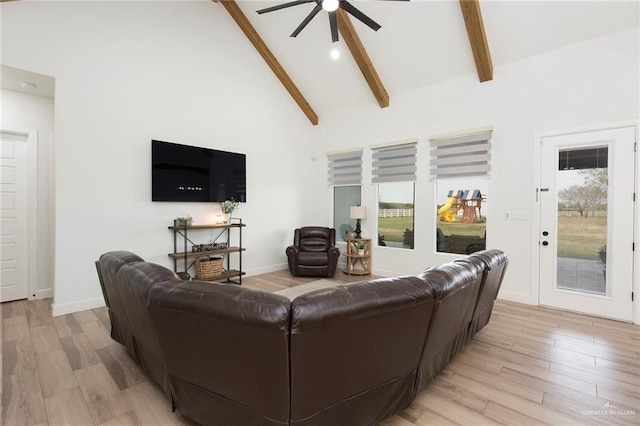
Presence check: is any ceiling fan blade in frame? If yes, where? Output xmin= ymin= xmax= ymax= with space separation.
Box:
xmin=257 ymin=0 xmax=316 ymax=15
xmin=329 ymin=11 xmax=339 ymax=43
xmin=340 ymin=0 xmax=382 ymax=32
xmin=290 ymin=3 xmax=322 ymax=37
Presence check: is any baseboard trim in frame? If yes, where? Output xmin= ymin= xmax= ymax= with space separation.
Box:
xmin=35 ymin=288 xmax=53 ymax=299
xmin=496 ymin=291 xmax=537 ymax=305
xmin=52 ymin=296 xmax=105 ymax=317
xmin=245 ymin=263 xmax=288 ymax=277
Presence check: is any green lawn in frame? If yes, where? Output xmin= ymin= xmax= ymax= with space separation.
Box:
xmin=437 ymin=222 xmax=486 ymax=237
xmin=381 ymin=212 xmax=606 ymax=261
xmin=378 ymin=217 xmax=414 ymax=243
xmin=557 ymin=213 xmax=606 ymax=261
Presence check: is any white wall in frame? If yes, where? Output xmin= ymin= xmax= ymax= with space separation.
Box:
xmin=0 ymin=89 xmax=55 ymax=299
xmin=2 ymin=2 xmax=638 ymax=319
xmin=312 ymin=28 xmax=639 ymax=307
xmin=2 ymin=2 xmax=317 ymax=314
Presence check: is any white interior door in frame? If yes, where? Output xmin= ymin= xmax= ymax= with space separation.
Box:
xmin=0 ymin=135 xmax=28 ymax=302
xmin=539 ymin=127 xmax=635 ymax=321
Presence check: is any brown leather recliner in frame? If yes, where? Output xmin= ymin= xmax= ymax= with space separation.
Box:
xmin=286 ymin=227 xmax=340 ymax=277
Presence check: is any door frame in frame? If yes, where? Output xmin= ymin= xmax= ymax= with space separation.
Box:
xmin=532 ymin=120 xmax=639 ymax=324
xmin=1 ymin=128 xmax=39 ymax=301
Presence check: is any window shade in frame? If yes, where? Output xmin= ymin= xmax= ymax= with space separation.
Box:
xmin=430 ymin=130 xmax=492 ymax=179
xmin=327 ymin=150 xmax=363 ymax=185
xmin=372 ymin=142 xmax=417 ymax=183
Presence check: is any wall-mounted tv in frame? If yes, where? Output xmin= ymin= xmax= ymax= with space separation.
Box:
xmin=152 ymin=140 xmax=246 ymax=202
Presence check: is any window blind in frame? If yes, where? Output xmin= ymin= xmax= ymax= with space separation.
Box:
xmin=327 ymin=150 xmax=363 ymax=185
xmin=430 ymin=130 xmax=492 ymax=179
xmin=372 ymin=142 xmax=417 ymax=183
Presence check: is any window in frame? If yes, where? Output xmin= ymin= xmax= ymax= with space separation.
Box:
xmin=435 ymin=182 xmax=487 ymax=254
xmin=328 ymin=150 xmax=362 ymax=240
xmin=430 ymin=128 xmax=492 ymax=254
xmin=378 ymin=182 xmax=415 ymax=248
xmin=334 ymin=186 xmax=361 ymax=240
xmin=373 ymin=141 xmax=417 ymax=249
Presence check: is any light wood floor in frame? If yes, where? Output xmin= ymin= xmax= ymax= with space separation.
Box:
xmin=2 ymin=270 xmax=639 ymax=425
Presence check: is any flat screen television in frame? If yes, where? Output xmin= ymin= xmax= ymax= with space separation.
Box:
xmin=152 ymin=140 xmax=246 ymax=202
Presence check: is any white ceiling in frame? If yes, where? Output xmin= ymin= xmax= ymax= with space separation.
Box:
xmin=1 ymin=0 xmax=637 ymax=116
xmin=232 ymin=0 xmax=639 ymax=115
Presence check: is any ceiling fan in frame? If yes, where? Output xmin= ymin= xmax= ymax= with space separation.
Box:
xmin=257 ymin=0 xmax=408 ymax=43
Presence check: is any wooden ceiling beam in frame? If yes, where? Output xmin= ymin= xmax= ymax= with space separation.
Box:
xmin=214 ymin=0 xmax=319 ymax=125
xmin=459 ymin=0 xmax=493 ymax=82
xmin=336 ymin=8 xmax=389 ymax=108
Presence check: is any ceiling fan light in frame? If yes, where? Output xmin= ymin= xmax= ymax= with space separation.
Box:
xmin=322 ymin=0 xmax=339 ymax=12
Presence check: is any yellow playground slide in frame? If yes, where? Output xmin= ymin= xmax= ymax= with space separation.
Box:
xmin=438 ymin=196 xmax=461 ymax=222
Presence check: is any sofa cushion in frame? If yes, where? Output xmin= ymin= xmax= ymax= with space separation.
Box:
xmin=147 ymin=281 xmax=292 ymax=425
xmin=414 ymin=262 xmax=478 ymax=392
xmin=289 ymin=276 xmax=436 ymax=426
xmin=297 ymin=251 xmax=328 ymax=266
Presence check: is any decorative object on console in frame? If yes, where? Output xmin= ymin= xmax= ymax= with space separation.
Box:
xmin=350 ymin=205 xmax=366 ymax=238
xmin=221 ymin=198 xmax=239 ymax=223
xmin=192 ymin=242 xmax=228 ymax=253
xmin=195 ymin=255 xmax=225 ymax=280
xmin=175 ymin=214 xmax=192 ymax=227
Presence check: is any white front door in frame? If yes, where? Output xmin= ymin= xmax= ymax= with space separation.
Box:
xmin=0 ymin=135 xmax=28 ymax=302
xmin=539 ymin=127 xmax=635 ymax=321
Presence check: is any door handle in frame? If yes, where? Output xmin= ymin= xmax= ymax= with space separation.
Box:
xmin=542 ymin=231 xmax=549 ymax=236
xmin=542 ymin=241 xmax=549 ymax=246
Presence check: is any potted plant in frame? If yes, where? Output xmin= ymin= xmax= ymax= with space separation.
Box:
xmin=356 ymin=241 xmax=367 ymax=255
xmin=220 ymin=198 xmax=239 ymax=223
xmin=175 ymin=214 xmax=192 ymax=227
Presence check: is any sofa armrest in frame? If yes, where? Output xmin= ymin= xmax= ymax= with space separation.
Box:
xmin=328 ymin=246 xmax=341 ymax=276
xmin=286 ymin=245 xmax=300 ymax=275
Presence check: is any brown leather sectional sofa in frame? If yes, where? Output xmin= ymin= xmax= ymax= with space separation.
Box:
xmin=95 ymin=249 xmax=508 ymax=425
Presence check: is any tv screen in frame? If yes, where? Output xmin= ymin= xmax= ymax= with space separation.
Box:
xmin=152 ymin=140 xmax=246 ymax=202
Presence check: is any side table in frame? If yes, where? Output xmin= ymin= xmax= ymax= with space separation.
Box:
xmin=344 ymin=238 xmax=372 ymax=275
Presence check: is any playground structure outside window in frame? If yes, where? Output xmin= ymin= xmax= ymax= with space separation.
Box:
xmin=436 ymin=180 xmax=488 ymax=255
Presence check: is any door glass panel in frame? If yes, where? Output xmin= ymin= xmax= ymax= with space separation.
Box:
xmin=556 ymin=146 xmax=608 ymax=295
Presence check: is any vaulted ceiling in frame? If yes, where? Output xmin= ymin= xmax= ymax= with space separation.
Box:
xmin=213 ymin=0 xmax=638 ymax=125
xmin=2 ymin=0 xmax=638 ymax=125
xmin=217 ymin=0 xmax=493 ymax=125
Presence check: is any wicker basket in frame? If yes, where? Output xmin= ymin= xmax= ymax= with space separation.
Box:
xmin=195 ymin=256 xmax=224 ymax=280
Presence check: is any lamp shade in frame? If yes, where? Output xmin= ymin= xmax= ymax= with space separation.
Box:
xmin=350 ymin=206 xmax=367 ymax=220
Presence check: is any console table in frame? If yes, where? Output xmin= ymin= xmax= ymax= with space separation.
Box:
xmin=168 ymin=219 xmax=246 ymax=284
xmin=344 ymin=238 xmax=371 ymax=276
